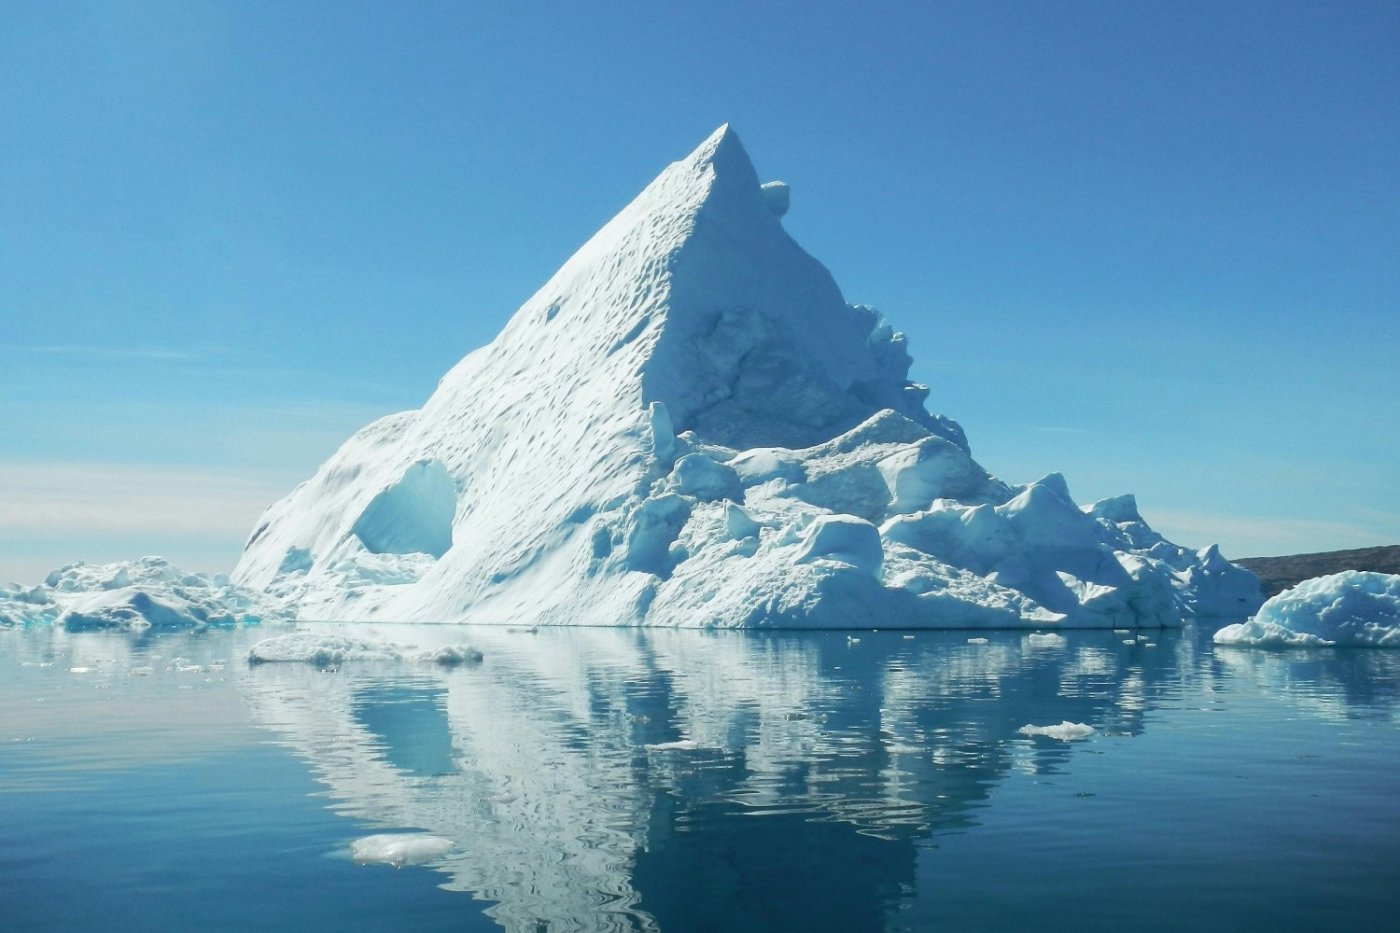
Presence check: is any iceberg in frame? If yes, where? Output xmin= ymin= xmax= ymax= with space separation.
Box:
xmin=1213 ymin=571 xmax=1400 ymax=648
xmin=0 ymin=557 xmax=285 ymax=630
xmin=211 ymin=125 xmax=1260 ymax=629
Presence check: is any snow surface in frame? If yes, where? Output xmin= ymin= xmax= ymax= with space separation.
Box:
xmin=349 ymin=834 xmax=454 ymax=867
xmin=0 ymin=557 xmax=285 ymax=630
xmin=1018 ymin=722 xmax=1096 ymax=740
xmin=209 ymin=125 xmax=1261 ymax=629
xmin=1213 ymin=571 xmax=1400 ymax=647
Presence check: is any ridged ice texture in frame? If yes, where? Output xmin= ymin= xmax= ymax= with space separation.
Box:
xmin=231 ymin=126 xmax=1260 ymax=628
xmin=1214 ymin=571 xmax=1400 ymax=647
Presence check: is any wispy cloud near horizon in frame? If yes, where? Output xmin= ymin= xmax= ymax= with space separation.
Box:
xmin=1144 ymin=507 xmax=1396 ymax=559
xmin=5 ymin=344 xmax=214 ymax=362
xmin=0 ymin=460 xmax=298 ymax=582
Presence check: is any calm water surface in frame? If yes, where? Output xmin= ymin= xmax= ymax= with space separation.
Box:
xmin=2 ymin=622 xmax=1398 ymax=932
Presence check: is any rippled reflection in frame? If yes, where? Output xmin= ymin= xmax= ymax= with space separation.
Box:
xmin=6 ymin=617 xmax=1398 ymax=931
xmin=237 ymin=625 xmax=1282 ymax=932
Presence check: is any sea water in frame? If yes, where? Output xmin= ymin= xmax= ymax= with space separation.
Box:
xmin=2 ymin=622 xmax=1397 ymax=932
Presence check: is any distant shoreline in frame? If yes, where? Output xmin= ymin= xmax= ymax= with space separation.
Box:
xmin=1235 ymin=545 xmax=1400 ymax=598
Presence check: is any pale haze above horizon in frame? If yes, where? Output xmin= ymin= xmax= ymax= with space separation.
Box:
xmin=2 ymin=1 xmax=1397 ymax=584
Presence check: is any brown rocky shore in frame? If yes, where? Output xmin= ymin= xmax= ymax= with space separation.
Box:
xmin=1236 ymin=545 xmax=1400 ymax=598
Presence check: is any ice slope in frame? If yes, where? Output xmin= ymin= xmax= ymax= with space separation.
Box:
xmin=232 ymin=125 xmax=1259 ymax=628
xmin=1214 ymin=571 xmax=1400 ymax=647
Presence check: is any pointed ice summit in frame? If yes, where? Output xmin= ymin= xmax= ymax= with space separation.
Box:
xmin=233 ymin=126 xmax=1261 ymax=628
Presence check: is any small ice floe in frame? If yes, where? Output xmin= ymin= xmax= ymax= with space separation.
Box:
xmin=1019 ymin=721 xmax=1096 ymax=741
xmin=248 ymin=634 xmax=401 ymax=665
xmin=644 ymin=739 xmax=704 ymax=751
xmin=1025 ymin=632 xmax=1067 ymax=649
xmin=846 ymin=636 xmax=860 ymax=644
xmin=903 ymin=634 xmax=915 ymax=639
xmin=1123 ymin=639 xmax=1137 ymax=645
xmin=350 ymin=833 xmax=453 ymax=868
xmin=68 ymin=666 xmax=94 ymax=674
xmin=1113 ymin=629 xmax=1131 ymax=635
xmin=247 ymin=633 xmax=482 ymax=667
xmin=967 ymin=637 xmax=990 ymax=645
xmin=413 ymin=645 xmax=484 ymax=666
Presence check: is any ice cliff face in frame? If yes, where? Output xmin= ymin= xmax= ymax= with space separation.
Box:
xmin=232 ymin=125 xmax=1260 ymax=628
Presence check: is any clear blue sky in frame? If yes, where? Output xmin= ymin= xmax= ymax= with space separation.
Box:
xmin=2 ymin=0 xmax=1397 ymax=582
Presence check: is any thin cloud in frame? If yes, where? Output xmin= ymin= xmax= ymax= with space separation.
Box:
xmin=8 ymin=344 xmax=206 ymax=362
xmin=0 ymin=460 xmax=293 ymax=538
xmin=1029 ymin=425 xmax=1091 ymax=435
xmin=1144 ymin=508 xmax=1393 ymax=558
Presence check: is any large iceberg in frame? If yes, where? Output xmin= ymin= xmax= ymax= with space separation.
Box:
xmin=1214 ymin=571 xmax=1400 ymax=647
xmin=230 ymin=126 xmax=1259 ymax=629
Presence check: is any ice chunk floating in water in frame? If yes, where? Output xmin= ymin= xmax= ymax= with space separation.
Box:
xmin=226 ymin=126 xmax=1261 ymax=629
xmin=350 ymin=834 xmax=454 ymax=868
xmin=1214 ymin=571 xmax=1400 ymax=648
xmin=247 ymin=633 xmax=482 ymax=666
xmin=1019 ymin=722 xmax=1096 ymax=741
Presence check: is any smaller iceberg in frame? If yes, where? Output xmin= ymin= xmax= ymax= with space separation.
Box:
xmin=0 ymin=557 xmax=286 ymax=630
xmin=1213 ymin=571 xmax=1400 ymax=648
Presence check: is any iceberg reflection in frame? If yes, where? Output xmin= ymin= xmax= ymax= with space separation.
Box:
xmin=236 ymin=626 xmax=1225 ymax=931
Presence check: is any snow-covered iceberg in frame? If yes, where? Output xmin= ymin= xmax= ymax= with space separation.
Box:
xmin=231 ymin=126 xmax=1259 ymax=629
xmin=1214 ymin=571 xmax=1400 ymax=648
xmin=0 ymin=557 xmax=285 ymax=630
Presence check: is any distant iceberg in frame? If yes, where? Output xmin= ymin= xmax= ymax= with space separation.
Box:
xmin=0 ymin=557 xmax=284 ymax=630
xmin=1214 ymin=571 xmax=1400 ymax=648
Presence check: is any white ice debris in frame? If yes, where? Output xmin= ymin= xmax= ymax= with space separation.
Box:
xmin=644 ymin=739 xmax=706 ymax=751
xmin=414 ymin=644 xmax=485 ymax=666
xmin=9 ymin=127 xmax=1257 ymax=633
xmin=0 ymin=557 xmax=286 ymax=629
xmin=248 ymin=634 xmax=403 ymax=665
xmin=1213 ymin=571 xmax=1400 ymax=648
xmin=1018 ymin=722 xmax=1096 ymax=740
xmin=1024 ymin=632 xmax=1067 ymax=649
xmin=247 ymin=632 xmax=483 ymax=666
xmin=350 ymin=833 xmax=454 ymax=867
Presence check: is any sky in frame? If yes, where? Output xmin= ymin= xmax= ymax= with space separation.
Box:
xmin=2 ymin=0 xmax=1397 ymax=583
